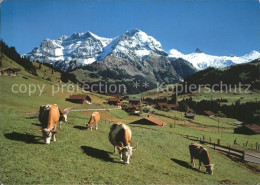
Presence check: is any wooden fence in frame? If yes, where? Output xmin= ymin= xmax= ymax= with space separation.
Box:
xmin=180 ymin=134 xmax=260 ymax=164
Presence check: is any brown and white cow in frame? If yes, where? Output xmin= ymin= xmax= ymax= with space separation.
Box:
xmin=109 ymin=122 xmax=138 ymax=164
xmin=86 ymin=112 xmax=100 ymax=131
xmin=38 ymin=104 xmax=64 ymax=144
xmin=189 ymin=143 xmax=215 ymax=175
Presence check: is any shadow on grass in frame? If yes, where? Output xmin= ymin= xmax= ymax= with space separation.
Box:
xmin=74 ymin=126 xmax=86 ymax=130
xmin=4 ymin=132 xmax=43 ymax=144
xmin=81 ymin=146 xmax=118 ymax=163
xmin=31 ymin=122 xmax=41 ymax=127
xmin=171 ymin=158 xmax=205 ymax=174
xmin=26 ymin=116 xmax=38 ymax=119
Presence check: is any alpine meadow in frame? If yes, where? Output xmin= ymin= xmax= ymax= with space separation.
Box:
xmin=1 ymin=0 xmax=260 ymax=184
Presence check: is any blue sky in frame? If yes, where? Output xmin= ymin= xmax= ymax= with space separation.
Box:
xmin=1 ymin=0 xmax=260 ymax=56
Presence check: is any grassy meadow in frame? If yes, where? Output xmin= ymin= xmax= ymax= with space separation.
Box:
xmin=0 ymin=57 xmax=260 ymax=184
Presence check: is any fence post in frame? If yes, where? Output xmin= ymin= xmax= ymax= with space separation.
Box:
xmin=228 ymin=145 xmax=230 ymax=156
xmin=245 ymin=141 xmax=248 ymax=147
xmin=210 ymin=137 xmax=211 ymax=144
xmin=256 ymin=142 xmax=258 ymax=150
xmin=214 ymin=143 xmax=215 ymax=150
xmin=197 ymin=137 xmax=199 ymax=141
xmin=217 ymin=139 xmax=220 ymax=145
xmin=203 ymin=135 xmax=205 ymax=143
xmin=242 ymin=151 xmax=245 ymax=161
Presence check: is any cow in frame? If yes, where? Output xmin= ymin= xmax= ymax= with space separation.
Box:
xmin=109 ymin=122 xmax=138 ymax=164
xmin=86 ymin=112 xmax=100 ymax=131
xmin=38 ymin=104 xmax=64 ymax=144
xmin=189 ymin=143 xmax=215 ymax=175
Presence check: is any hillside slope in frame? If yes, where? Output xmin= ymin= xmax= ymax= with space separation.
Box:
xmin=0 ymin=54 xmax=259 ymax=184
xmin=183 ymin=59 xmax=260 ymax=90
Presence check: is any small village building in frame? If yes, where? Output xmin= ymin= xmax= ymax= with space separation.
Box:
xmin=169 ymin=104 xmax=178 ymax=110
xmin=131 ymin=115 xmax=166 ymax=126
xmin=234 ymin=124 xmax=260 ymax=135
xmin=129 ymin=98 xmax=141 ymax=105
xmin=203 ymin=111 xmax=215 ymax=117
xmin=185 ymin=112 xmax=195 ymax=119
xmin=66 ymin=94 xmax=92 ymax=104
xmin=108 ymin=98 xmax=122 ymax=107
xmin=0 ymin=68 xmax=20 ymax=76
xmin=188 ymin=108 xmax=195 ymax=113
xmin=125 ymin=105 xmax=140 ymax=115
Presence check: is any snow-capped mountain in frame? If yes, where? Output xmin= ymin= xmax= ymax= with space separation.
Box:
xmin=24 ymin=28 xmax=167 ymax=70
xmin=24 ymin=31 xmax=112 ymax=67
xmin=169 ymin=49 xmax=260 ymax=70
xmin=25 ymin=28 xmax=260 ymax=71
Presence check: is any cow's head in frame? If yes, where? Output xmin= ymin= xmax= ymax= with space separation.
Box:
xmin=205 ymin=164 xmax=214 ymax=175
xmin=59 ymin=108 xmax=70 ymax=123
xmin=120 ymin=143 xmax=138 ymax=164
xmin=42 ymin=128 xmax=57 ymax=144
xmin=61 ymin=114 xmax=68 ymax=122
xmin=86 ymin=114 xmax=95 ymax=128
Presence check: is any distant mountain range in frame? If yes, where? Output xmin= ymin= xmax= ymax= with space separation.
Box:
xmin=24 ymin=28 xmax=260 ymax=71
xmin=169 ymin=49 xmax=260 ymax=70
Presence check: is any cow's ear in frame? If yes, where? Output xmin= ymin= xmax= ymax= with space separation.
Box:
xmin=51 ymin=130 xmax=58 ymax=134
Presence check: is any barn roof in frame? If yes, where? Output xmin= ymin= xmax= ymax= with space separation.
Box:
xmin=67 ymin=94 xmax=91 ymax=100
xmin=108 ymin=98 xmax=121 ymax=102
xmin=243 ymin=124 xmax=260 ymax=134
xmin=130 ymin=115 xmax=166 ymax=126
xmin=185 ymin=112 xmax=195 ymax=117
xmin=144 ymin=115 xmax=166 ymax=126
xmin=233 ymin=121 xmax=243 ymax=125
xmin=204 ymin=111 xmax=215 ymax=116
xmin=129 ymin=98 xmax=141 ymax=102
xmin=0 ymin=67 xmax=20 ymax=72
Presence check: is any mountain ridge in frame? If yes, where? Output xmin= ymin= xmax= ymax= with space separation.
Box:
xmin=24 ymin=28 xmax=260 ymax=71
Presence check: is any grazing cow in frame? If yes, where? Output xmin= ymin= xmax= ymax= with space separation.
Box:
xmin=38 ymin=104 xmax=63 ymax=144
xmin=109 ymin=122 xmax=138 ymax=164
xmin=86 ymin=112 xmax=100 ymax=131
xmin=189 ymin=143 xmax=215 ymax=175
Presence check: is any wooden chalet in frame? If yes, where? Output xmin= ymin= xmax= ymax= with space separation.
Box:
xmin=0 ymin=68 xmax=20 ymax=76
xmin=185 ymin=112 xmax=195 ymax=119
xmin=66 ymin=94 xmax=92 ymax=104
xmin=125 ymin=105 xmax=140 ymax=115
xmin=129 ymin=98 xmax=141 ymax=105
xmin=131 ymin=115 xmax=166 ymax=126
xmin=243 ymin=124 xmax=260 ymax=134
xmin=234 ymin=124 xmax=260 ymax=135
xmin=108 ymin=98 xmax=122 ymax=107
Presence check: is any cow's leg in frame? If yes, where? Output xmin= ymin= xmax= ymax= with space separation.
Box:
xmin=118 ymin=147 xmax=123 ymax=162
xmin=95 ymin=123 xmax=98 ymax=130
xmin=114 ymin=146 xmax=117 ymax=154
xmin=191 ymin=156 xmax=195 ymax=166
xmin=59 ymin=121 xmax=62 ymax=129
xmin=199 ymin=160 xmax=201 ymax=170
xmin=52 ymin=134 xmax=56 ymax=142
